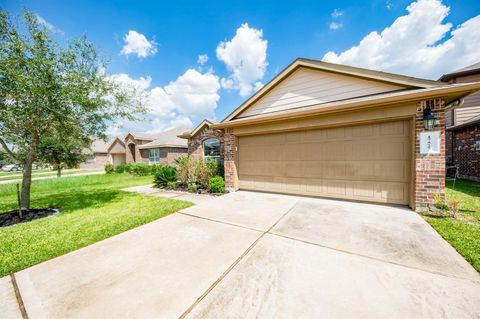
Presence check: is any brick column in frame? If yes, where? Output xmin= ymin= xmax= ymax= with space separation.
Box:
xmin=223 ymin=128 xmax=238 ymax=191
xmin=414 ymin=99 xmax=446 ymax=210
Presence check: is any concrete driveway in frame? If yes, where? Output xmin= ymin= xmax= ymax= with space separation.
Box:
xmin=3 ymin=191 xmax=480 ymax=318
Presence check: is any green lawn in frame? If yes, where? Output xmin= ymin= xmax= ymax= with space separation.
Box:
xmin=0 ymin=174 xmax=192 ymax=277
xmin=425 ymin=179 xmax=480 ymax=272
xmin=0 ymin=169 xmax=100 ymax=181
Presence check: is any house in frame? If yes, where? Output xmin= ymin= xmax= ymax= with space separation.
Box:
xmin=84 ymin=127 xmax=188 ymax=168
xmin=440 ymin=62 xmax=480 ymax=181
xmin=81 ymin=140 xmax=111 ymax=169
xmin=181 ymin=58 xmax=480 ymax=210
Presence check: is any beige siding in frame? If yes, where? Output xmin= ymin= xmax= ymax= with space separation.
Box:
xmin=452 ymin=73 xmax=480 ymax=125
xmin=446 ymin=109 xmax=453 ymax=127
xmin=237 ymin=67 xmax=407 ymax=119
xmin=454 ymin=105 xmax=480 ymax=125
xmin=238 ymin=120 xmax=411 ymax=205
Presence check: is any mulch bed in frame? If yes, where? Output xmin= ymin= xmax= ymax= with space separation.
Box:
xmin=0 ymin=208 xmax=60 ymax=227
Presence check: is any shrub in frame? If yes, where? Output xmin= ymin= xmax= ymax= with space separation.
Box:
xmin=105 ymin=164 xmax=115 ymax=174
xmin=209 ymin=176 xmax=225 ymax=193
xmin=216 ymin=160 xmax=225 ymax=178
xmin=188 ymin=183 xmax=199 ymax=193
xmin=175 ymin=156 xmax=195 ymax=185
xmin=130 ymin=163 xmax=151 ymax=176
xmin=150 ymin=163 xmax=163 ymax=175
xmin=166 ymin=181 xmax=177 ymax=189
xmin=194 ymin=158 xmax=217 ymax=187
xmin=115 ymin=163 xmax=128 ymax=174
xmin=434 ymin=192 xmax=448 ymax=211
xmin=154 ymin=166 xmax=177 ymax=188
xmin=447 ymin=198 xmax=461 ymax=219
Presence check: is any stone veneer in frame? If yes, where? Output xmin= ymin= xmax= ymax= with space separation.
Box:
xmin=414 ymin=99 xmax=446 ymax=210
xmin=223 ymin=128 xmax=238 ymax=191
xmin=450 ymin=124 xmax=480 ymax=182
xmin=187 ymin=125 xmax=225 ymax=161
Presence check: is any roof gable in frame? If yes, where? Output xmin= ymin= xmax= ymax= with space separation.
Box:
xmin=177 ymin=120 xmax=215 ymax=139
xmin=224 ymin=58 xmax=441 ymax=122
xmin=107 ymin=137 xmax=126 ymax=154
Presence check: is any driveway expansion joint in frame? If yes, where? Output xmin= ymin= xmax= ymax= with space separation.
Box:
xmin=10 ymin=273 xmax=29 ymax=319
xmin=179 ymin=199 xmax=300 ymax=318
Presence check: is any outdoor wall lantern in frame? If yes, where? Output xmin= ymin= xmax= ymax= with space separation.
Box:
xmin=423 ymin=106 xmax=436 ymax=130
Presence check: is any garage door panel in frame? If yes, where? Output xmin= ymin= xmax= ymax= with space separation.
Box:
xmin=323 ymin=142 xmax=346 ymax=160
xmin=323 ymin=162 xmax=347 ymax=179
xmin=238 ymin=120 xmax=411 ymax=205
xmin=303 ymin=143 xmax=324 ymax=160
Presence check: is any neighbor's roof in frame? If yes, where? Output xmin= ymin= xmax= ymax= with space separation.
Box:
xmin=178 ymin=119 xmax=214 ymax=139
xmin=439 ymin=62 xmax=480 ymax=82
xmin=138 ymin=127 xmax=189 ymax=149
xmin=125 ymin=132 xmax=164 ymax=141
xmin=213 ymin=82 xmax=480 ymax=129
xmin=222 ymin=58 xmax=443 ymax=122
xmin=89 ymin=140 xmax=110 ymax=153
xmin=447 ymin=113 xmax=480 ymax=131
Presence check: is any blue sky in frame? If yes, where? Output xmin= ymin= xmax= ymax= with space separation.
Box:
xmin=3 ymin=0 xmax=480 ymax=135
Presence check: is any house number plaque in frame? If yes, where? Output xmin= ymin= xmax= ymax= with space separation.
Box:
xmin=420 ymin=131 xmax=440 ymax=155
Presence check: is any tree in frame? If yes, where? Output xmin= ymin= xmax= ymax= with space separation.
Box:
xmin=38 ymin=132 xmax=89 ymax=177
xmin=0 ymin=9 xmax=144 ymax=209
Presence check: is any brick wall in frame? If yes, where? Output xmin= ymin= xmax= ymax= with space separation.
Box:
xmin=223 ymin=128 xmax=238 ymax=191
xmin=160 ymin=147 xmax=188 ymax=165
xmin=452 ymin=124 xmax=480 ymax=181
xmin=446 ymin=130 xmax=453 ymax=163
xmin=414 ymin=99 xmax=446 ymax=210
xmin=188 ymin=126 xmax=224 ymax=161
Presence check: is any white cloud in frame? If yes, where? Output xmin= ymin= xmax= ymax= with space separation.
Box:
xmin=331 ymin=9 xmax=343 ymax=18
xmin=197 ymin=54 xmax=209 ymax=65
xmin=36 ymin=14 xmax=63 ymax=35
xmin=322 ymin=0 xmax=480 ymax=79
xmin=216 ymin=23 xmax=268 ymax=97
xmin=120 ymin=30 xmax=157 ymax=58
xmin=386 ymin=1 xmax=394 ymax=10
xmin=108 ymin=69 xmax=220 ymax=134
xmin=106 ymin=121 xmax=124 ymax=137
xmin=329 ymin=22 xmax=343 ymax=30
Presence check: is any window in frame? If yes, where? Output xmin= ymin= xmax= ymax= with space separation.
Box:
xmin=475 ymin=141 xmax=480 ymax=151
xmin=203 ymin=139 xmax=220 ymax=158
xmin=149 ymin=149 xmax=160 ymax=163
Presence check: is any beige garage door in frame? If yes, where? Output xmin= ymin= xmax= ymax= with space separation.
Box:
xmin=238 ymin=120 xmax=411 ymax=205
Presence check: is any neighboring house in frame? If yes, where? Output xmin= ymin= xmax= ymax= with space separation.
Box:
xmin=181 ymin=58 xmax=480 ymax=210
xmin=85 ymin=127 xmax=188 ymax=168
xmin=81 ymin=140 xmax=110 ymax=169
xmin=439 ymin=62 xmax=480 ymax=181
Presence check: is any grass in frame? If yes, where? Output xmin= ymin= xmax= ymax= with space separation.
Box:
xmin=425 ymin=179 xmax=480 ymax=272
xmin=0 ymin=174 xmax=192 ymax=277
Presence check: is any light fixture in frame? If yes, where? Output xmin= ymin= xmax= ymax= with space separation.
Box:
xmin=423 ymin=106 xmax=436 ymax=130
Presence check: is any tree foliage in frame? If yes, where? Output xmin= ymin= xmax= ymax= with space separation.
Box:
xmin=0 ymin=9 xmax=145 ymax=209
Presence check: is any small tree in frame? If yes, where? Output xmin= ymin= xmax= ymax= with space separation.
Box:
xmin=38 ymin=132 xmax=89 ymax=177
xmin=0 ymin=9 xmax=144 ymax=210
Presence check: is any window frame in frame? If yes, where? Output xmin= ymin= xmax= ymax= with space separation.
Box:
xmin=203 ymin=138 xmax=221 ymax=158
xmin=149 ymin=148 xmax=160 ymax=163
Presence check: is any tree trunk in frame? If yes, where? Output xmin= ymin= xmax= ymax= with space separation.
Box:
xmin=57 ymin=167 xmax=61 ymax=178
xmin=20 ymin=151 xmax=35 ymax=210
xmin=20 ymin=136 xmax=38 ymax=210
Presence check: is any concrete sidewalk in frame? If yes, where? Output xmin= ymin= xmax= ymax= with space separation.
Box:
xmin=3 ymin=191 xmax=480 ymax=318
